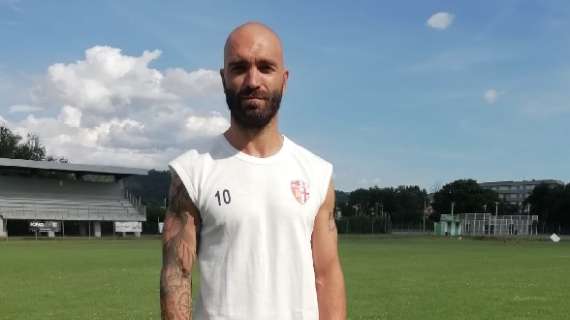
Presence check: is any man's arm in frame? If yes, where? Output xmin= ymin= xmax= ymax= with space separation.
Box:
xmin=160 ymin=171 xmax=200 ymax=320
xmin=312 ymin=179 xmax=347 ymax=320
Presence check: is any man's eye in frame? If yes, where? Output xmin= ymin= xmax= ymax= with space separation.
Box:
xmin=232 ymin=66 xmax=246 ymax=73
xmin=259 ymin=65 xmax=274 ymax=73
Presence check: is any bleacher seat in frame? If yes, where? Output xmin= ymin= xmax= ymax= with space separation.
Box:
xmin=0 ymin=193 xmax=144 ymax=221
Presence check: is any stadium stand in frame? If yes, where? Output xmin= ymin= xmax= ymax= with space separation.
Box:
xmin=0 ymin=158 xmax=147 ymax=238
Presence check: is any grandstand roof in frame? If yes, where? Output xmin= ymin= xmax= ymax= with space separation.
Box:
xmin=0 ymin=157 xmax=148 ymax=176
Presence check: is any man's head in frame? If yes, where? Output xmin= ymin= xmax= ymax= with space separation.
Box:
xmin=221 ymin=22 xmax=289 ymax=130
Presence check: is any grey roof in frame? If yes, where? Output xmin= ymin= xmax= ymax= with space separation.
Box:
xmin=0 ymin=157 xmax=148 ymax=176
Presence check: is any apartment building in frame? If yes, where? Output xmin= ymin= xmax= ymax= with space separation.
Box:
xmin=479 ymin=179 xmax=564 ymax=209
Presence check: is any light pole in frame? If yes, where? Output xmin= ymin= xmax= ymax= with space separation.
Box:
xmin=451 ymin=202 xmax=455 ymax=236
xmin=423 ymin=199 xmax=427 ymax=233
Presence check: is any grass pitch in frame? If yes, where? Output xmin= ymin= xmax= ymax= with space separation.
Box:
xmin=0 ymin=235 xmax=569 ymax=320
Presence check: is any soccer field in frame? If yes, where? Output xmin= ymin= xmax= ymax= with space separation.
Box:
xmin=0 ymin=236 xmax=568 ymax=320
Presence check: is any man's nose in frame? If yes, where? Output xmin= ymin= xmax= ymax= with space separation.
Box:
xmin=243 ymin=67 xmax=260 ymax=89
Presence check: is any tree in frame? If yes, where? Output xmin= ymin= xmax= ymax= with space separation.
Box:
xmin=0 ymin=126 xmax=46 ymax=160
xmin=525 ymin=183 xmax=570 ymax=230
xmin=432 ymin=179 xmax=500 ymax=216
xmin=343 ymin=185 xmax=427 ymax=225
xmin=392 ymin=185 xmax=427 ymax=225
xmin=0 ymin=126 xmax=21 ymax=158
xmin=13 ymin=133 xmax=46 ymax=160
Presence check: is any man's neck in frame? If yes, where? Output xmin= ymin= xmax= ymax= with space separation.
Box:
xmin=224 ymin=117 xmax=283 ymax=158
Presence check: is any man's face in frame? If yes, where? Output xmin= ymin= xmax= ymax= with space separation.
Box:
xmin=221 ymin=26 xmax=288 ymax=129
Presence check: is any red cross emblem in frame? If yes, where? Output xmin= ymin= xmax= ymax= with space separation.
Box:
xmin=291 ymin=180 xmax=310 ymax=204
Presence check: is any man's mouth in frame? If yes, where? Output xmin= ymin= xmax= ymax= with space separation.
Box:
xmin=241 ymin=96 xmax=266 ymax=100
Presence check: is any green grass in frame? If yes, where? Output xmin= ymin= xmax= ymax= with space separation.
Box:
xmin=1 ymin=236 xmax=569 ymax=319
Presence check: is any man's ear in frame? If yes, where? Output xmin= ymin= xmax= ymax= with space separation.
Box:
xmin=220 ymin=69 xmax=226 ymax=90
xmin=282 ymin=69 xmax=289 ymax=94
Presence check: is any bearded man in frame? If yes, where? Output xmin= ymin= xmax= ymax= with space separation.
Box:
xmin=160 ymin=22 xmax=346 ymax=320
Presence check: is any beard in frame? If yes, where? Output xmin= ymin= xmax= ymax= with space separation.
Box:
xmin=225 ymin=86 xmax=283 ymax=130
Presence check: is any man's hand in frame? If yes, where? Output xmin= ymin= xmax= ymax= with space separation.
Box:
xmin=312 ymin=180 xmax=347 ymax=319
xmin=160 ymin=171 xmax=200 ymax=320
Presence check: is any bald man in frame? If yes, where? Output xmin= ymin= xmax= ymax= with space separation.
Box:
xmin=160 ymin=22 xmax=346 ymax=320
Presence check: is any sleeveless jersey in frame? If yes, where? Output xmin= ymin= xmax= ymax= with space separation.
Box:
xmin=168 ymin=134 xmax=333 ymax=320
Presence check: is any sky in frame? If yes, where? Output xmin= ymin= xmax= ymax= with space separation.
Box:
xmin=1 ymin=0 xmax=569 ymax=192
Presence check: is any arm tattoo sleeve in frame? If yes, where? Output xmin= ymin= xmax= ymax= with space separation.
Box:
xmin=160 ymin=172 xmax=198 ymax=319
xmin=328 ymin=209 xmax=337 ymax=232
xmin=167 ymin=173 xmax=193 ymax=221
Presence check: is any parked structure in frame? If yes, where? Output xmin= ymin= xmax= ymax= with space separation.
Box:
xmin=0 ymin=158 xmax=147 ymax=238
xmin=434 ymin=214 xmax=462 ymax=236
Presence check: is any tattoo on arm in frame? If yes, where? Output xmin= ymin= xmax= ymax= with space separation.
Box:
xmin=328 ymin=209 xmax=337 ymax=232
xmin=160 ymin=172 xmax=198 ymax=320
xmin=168 ymin=173 xmax=193 ymax=220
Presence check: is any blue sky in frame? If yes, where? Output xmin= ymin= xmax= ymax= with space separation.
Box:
xmin=1 ymin=0 xmax=569 ymax=191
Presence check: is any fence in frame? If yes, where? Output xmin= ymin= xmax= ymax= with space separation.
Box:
xmin=336 ymin=216 xmax=392 ymax=234
xmin=460 ymin=213 xmax=539 ymax=237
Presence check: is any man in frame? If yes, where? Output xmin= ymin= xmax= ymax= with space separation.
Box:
xmin=160 ymin=22 xmax=346 ymax=319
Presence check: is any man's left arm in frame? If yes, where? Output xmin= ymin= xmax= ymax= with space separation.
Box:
xmin=312 ymin=179 xmax=347 ymax=320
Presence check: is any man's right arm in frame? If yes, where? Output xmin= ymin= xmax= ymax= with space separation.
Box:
xmin=160 ymin=171 xmax=200 ymax=320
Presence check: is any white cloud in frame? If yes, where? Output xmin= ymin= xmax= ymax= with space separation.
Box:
xmin=57 ymin=105 xmax=82 ymax=128
xmin=44 ymin=46 xmax=175 ymax=113
xmin=163 ymin=68 xmax=221 ymax=98
xmin=186 ymin=112 xmax=230 ymax=137
xmin=9 ymin=104 xmax=43 ymax=113
xmin=427 ymin=12 xmax=455 ymax=30
xmin=484 ymin=89 xmax=501 ymax=104
xmin=2 ymin=46 xmax=229 ymax=169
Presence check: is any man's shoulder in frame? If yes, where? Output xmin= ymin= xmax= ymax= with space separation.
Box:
xmin=169 ymin=135 xmax=226 ymax=169
xmin=285 ymin=136 xmax=332 ymax=170
xmin=286 ymin=136 xmax=333 ymax=203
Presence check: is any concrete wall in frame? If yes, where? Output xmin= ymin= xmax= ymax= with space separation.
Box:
xmin=0 ymin=175 xmax=122 ymax=198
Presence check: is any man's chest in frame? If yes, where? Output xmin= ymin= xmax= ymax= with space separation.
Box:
xmin=197 ymin=162 xmax=320 ymax=229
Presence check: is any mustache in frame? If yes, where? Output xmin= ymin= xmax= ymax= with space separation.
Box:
xmin=237 ymin=88 xmax=269 ymax=100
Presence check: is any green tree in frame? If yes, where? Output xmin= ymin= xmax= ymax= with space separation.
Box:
xmin=0 ymin=125 xmax=68 ymax=162
xmin=13 ymin=133 xmax=46 ymax=160
xmin=432 ymin=179 xmax=500 ymax=216
xmin=0 ymin=126 xmax=46 ymax=160
xmin=392 ymin=185 xmax=427 ymax=225
xmin=525 ymin=183 xmax=570 ymax=230
xmin=344 ymin=185 xmax=427 ymax=225
xmin=0 ymin=126 xmax=21 ymax=158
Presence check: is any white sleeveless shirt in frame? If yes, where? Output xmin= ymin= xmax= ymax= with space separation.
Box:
xmin=169 ymin=134 xmax=333 ymax=320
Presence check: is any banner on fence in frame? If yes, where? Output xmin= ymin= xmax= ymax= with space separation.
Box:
xmin=114 ymin=221 xmax=142 ymax=233
xmin=29 ymin=221 xmax=61 ymax=233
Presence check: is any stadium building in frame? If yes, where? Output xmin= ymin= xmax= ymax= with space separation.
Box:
xmin=0 ymin=158 xmax=147 ymax=238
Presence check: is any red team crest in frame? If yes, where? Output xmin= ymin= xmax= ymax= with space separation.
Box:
xmin=290 ymin=180 xmax=310 ymax=204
